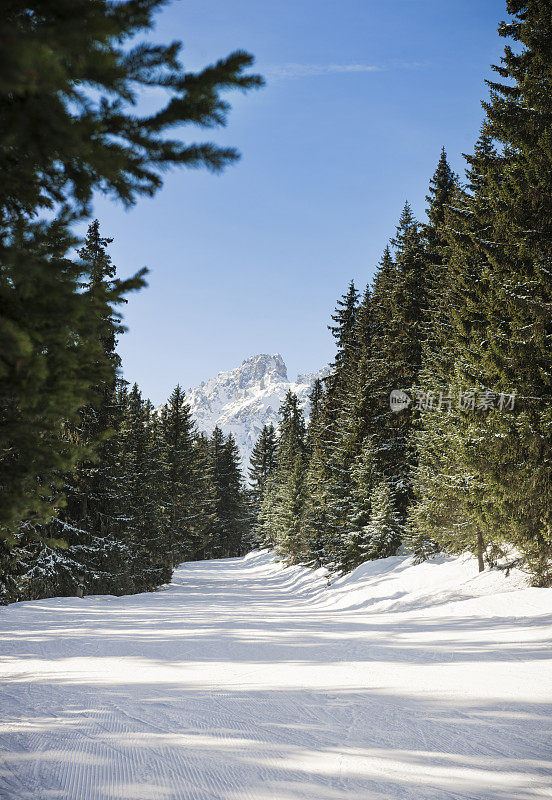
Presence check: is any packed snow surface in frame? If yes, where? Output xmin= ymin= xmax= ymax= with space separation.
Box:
xmin=0 ymin=551 xmax=551 ymax=799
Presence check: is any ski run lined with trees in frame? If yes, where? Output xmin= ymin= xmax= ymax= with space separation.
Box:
xmin=1 ymin=0 xmax=552 ymax=798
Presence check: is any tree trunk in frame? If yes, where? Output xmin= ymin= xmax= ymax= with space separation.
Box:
xmin=477 ymin=530 xmax=485 ymax=572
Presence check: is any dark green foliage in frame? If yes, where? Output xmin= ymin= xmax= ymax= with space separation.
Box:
xmin=360 ymin=479 xmax=402 ymax=562
xmin=0 ymin=0 xmax=263 ymax=218
xmin=208 ymin=429 xmax=248 ymax=558
xmin=369 ymin=204 xmax=428 ymax=521
xmin=0 ymin=217 xmax=142 ymax=532
xmin=7 ymin=0 xmax=552 ymax=599
xmin=423 ymin=148 xmax=458 ymax=353
xmin=0 ymin=0 xmax=262 ymax=540
xmin=249 ymin=424 xmax=277 ymax=507
xmin=248 ymin=424 xmax=278 ymax=547
xmin=161 ymin=385 xmax=204 ymax=566
xmin=1 ymin=383 xmax=250 ymax=602
xmin=305 ymin=380 xmax=324 ymax=453
xmin=302 ymin=284 xmax=361 ymax=570
xmin=118 ymin=387 xmax=170 ymax=592
xmin=408 ymin=2 xmax=552 ymax=585
xmin=0 ymin=220 xmax=249 ymax=601
xmin=258 ymin=393 xmax=309 ymax=562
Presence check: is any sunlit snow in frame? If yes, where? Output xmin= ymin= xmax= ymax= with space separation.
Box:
xmin=0 ymin=551 xmax=550 ymax=799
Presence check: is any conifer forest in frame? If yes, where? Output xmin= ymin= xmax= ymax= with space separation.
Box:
xmin=3 ymin=1 xmax=552 ymax=599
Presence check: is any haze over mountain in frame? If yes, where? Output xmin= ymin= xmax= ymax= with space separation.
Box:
xmin=187 ymin=354 xmax=328 ymax=471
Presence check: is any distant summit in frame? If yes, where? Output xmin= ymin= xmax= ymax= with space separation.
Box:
xmin=187 ymin=354 xmax=328 ymax=472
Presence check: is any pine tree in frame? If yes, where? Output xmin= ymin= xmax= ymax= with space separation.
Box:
xmin=55 ymin=222 xmax=139 ymax=592
xmin=361 ymin=480 xmax=402 ymax=561
xmin=0 ymin=218 xmax=138 ymax=533
xmin=406 ymin=149 xmax=476 ymax=563
xmin=473 ymin=0 xmax=552 ymax=584
xmin=209 ymin=427 xmax=228 ymax=557
xmin=115 ymin=385 xmax=152 ymax=592
xmin=302 ymin=439 xmax=332 ymax=568
xmin=209 ymin=428 xmax=248 ymax=558
xmin=0 ymin=0 xmax=263 ymax=536
xmin=329 ymin=286 xmax=379 ymax=571
xmin=222 ymin=434 xmax=249 ymax=557
xmin=273 ymin=455 xmax=308 ymax=564
xmin=305 ymin=379 xmax=324 ymax=453
xmin=1 ymin=222 xmax=140 ymax=600
xmin=301 ymin=378 xmax=328 ymax=565
xmin=248 ymin=424 xmax=277 ymax=547
xmin=328 ymin=281 xmax=360 ymax=375
xmin=249 ymin=424 xmax=278 ymax=508
xmin=303 ymin=284 xmax=360 ymax=569
xmin=366 ymin=206 xmax=428 ymax=530
xmin=410 ymin=4 xmax=552 ymax=584
xmin=339 ymin=438 xmax=376 ymax=571
xmin=260 ymin=393 xmax=308 ymax=562
xmin=276 ymin=392 xmax=307 ymax=470
xmin=117 ymin=389 xmax=175 ymax=592
xmin=161 ymin=385 xmax=204 ymax=567
xmin=423 ymin=148 xmax=458 ymax=352
xmin=0 ymin=1 xmax=263 ymax=219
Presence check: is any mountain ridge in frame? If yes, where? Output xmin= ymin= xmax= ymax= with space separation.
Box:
xmin=187 ymin=353 xmax=328 ymax=471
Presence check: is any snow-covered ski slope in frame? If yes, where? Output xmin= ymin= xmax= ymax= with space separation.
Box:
xmin=0 ymin=551 xmax=551 ymax=800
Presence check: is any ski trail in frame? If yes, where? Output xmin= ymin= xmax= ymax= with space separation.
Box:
xmin=0 ymin=551 xmax=551 ymax=800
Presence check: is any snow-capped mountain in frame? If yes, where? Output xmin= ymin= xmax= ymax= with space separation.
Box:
xmin=187 ymin=354 xmax=328 ymax=472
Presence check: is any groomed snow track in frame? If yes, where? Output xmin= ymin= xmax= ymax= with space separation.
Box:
xmin=0 ymin=551 xmax=551 ymax=800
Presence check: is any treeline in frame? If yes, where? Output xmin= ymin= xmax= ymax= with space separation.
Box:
xmin=0 ymin=1 xmax=261 ymax=602
xmin=250 ymin=1 xmax=552 ymax=586
xmin=0 ymin=224 xmax=249 ymax=603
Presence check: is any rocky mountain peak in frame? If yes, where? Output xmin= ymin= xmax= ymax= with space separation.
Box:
xmin=236 ymin=353 xmax=288 ymax=388
xmin=186 ymin=354 xmax=328 ymax=473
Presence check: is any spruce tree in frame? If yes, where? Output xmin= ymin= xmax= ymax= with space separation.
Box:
xmin=0 ymin=0 xmax=262 ymax=536
xmin=0 ymin=219 xmax=138 ymax=532
xmin=423 ymin=148 xmax=458 ymax=353
xmin=160 ymin=385 xmax=204 ymax=567
xmin=209 ymin=428 xmax=248 ymax=558
xmin=303 ymin=284 xmax=360 ymax=569
xmin=261 ymin=393 xmax=308 ymax=562
xmin=475 ymin=0 xmax=552 ymax=583
xmin=301 ymin=378 xmax=328 ymax=566
xmin=55 ymin=222 xmax=138 ymax=591
xmin=248 ymin=424 xmax=277 ymax=547
xmin=2 ymin=222 xmax=139 ymax=599
xmin=361 ymin=480 xmax=402 ymax=561
xmin=305 ymin=379 xmax=324 ymax=454
xmin=339 ymin=438 xmax=376 ymax=571
xmin=249 ymin=424 xmax=278 ymax=508
xmin=0 ymin=0 xmax=263 ymax=219
xmin=411 ymin=4 xmax=552 ymax=584
xmin=368 ymin=206 xmax=428 ymax=528
xmin=118 ymin=390 xmax=174 ymax=592
xmin=273 ymin=456 xmax=308 ymax=564
xmin=221 ymin=434 xmax=248 ymax=557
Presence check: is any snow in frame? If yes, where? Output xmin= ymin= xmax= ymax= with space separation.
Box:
xmin=0 ymin=551 xmax=551 ymax=800
xmin=186 ymin=354 xmax=328 ymax=470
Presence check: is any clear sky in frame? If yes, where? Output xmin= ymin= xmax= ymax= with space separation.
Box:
xmin=92 ymin=0 xmax=507 ymax=405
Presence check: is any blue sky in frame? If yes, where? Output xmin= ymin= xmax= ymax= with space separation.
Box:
xmin=93 ymin=0 xmax=506 ymax=404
